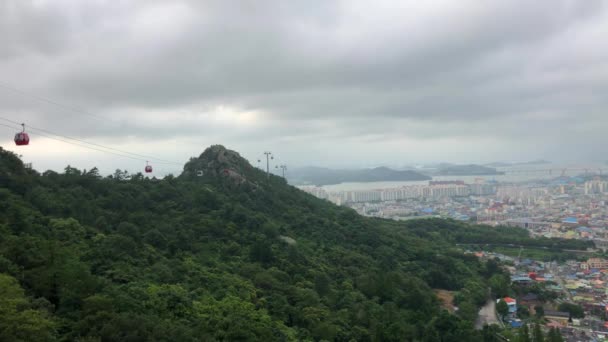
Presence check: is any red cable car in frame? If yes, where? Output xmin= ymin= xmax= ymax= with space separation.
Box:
xmin=145 ymin=161 xmax=153 ymax=173
xmin=14 ymin=123 xmax=29 ymax=146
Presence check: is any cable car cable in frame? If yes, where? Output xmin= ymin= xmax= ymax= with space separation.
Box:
xmin=0 ymin=83 xmax=215 ymax=150
xmin=0 ymin=82 xmax=110 ymax=122
xmin=0 ymin=116 xmax=181 ymax=165
xmin=0 ymin=122 xmax=181 ymax=165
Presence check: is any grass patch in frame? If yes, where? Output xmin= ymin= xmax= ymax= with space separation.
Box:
xmin=491 ymin=246 xmax=584 ymax=262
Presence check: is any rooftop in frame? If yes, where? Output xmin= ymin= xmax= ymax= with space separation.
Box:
xmin=544 ymin=310 xmax=570 ymax=318
xmin=503 ymin=297 xmax=516 ymax=304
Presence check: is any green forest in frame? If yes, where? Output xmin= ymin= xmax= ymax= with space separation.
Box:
xmin=0 ymin=145 xmax=584 ymax=341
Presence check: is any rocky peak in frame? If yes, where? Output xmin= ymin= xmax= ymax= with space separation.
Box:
xmin=181 ymin=145 xmax=258 ymax=185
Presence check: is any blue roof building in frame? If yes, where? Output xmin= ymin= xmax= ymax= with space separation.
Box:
xmin=576 ymin=226 xmax=591 ymax=233
xmin=510 ymin=320 xmax=523 ymax=328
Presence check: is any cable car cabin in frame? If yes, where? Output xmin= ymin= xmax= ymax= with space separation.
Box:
xmin=145 ymin=165 xmax=153 ymax=173
xmin=14 ymin=132 xmax=29 ymax=146
xmin=15 ymin=123 xmax=29 ymax=146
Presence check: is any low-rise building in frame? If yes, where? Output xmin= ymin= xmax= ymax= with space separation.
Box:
xmin=544 ymin=310 xmax=570 ymax=326
xmin=587 ymin=258 xmax=608 ymax=270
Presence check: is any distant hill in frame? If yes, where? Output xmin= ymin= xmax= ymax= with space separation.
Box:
xmin=483 ymin=162 xmax=511 ymax=168
xmin=434 ymin=164 xmax=504 ymax=176
xmin=288 ymin=166 xmax=431 ymax=185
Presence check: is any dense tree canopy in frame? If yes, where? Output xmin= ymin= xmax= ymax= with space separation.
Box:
xmin=0 ymin=146 xmax=570 ymax=341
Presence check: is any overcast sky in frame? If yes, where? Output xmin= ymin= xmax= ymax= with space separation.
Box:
xmin=1 ymin=0 xmax=607 ymax=174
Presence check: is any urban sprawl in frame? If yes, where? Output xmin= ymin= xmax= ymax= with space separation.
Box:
xmin=300 ymin=177 xmax=608 ymax=244
xmin=301 ymin=176 xmax=608 ymax=340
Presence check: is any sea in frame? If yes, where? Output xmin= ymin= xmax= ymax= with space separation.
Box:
xmin=319 ymin=162 xmax=606 ymax=192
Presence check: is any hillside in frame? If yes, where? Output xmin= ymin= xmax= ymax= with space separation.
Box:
xmin=0 ymin=145 xmax=510 ymax=341
xmin=288 ymin=166 xmax=431 ymax=186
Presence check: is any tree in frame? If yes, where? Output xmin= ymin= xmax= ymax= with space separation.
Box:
xmin=547 ymin=327 xmax=564 ymax=342
xmin=482 ymin=324 xmax=500 ymax=342
xmin=534 ymin=305 xmax=544 ymax=318
xmin=0 ymin=273 xmax=56 ymax=341
xmin=489 ymin=274 xmax=509 ymax=298
xmin=63 ymin=165 xmax=82 ymax=176
xmin=517 ymin=306 xmax=530 ymax=319
xmin=557 ymin=302 xmax=584 ymax=318
xmin=496 ymin=299 xmax=509 ymax=321
xmin=485 ymin=258 xmax=501 ymax=277
xmin=458 ymin=300 xmax=478 ymax=322
xmin=249 ymin=240 xmax=274 ymax=264
xmin=314 ymin=273 xmax=331 ymax=297
xmin=532 ymin=323 xmax=544 ymax=342
xmin=112 ymin=169 xmax=129 ymax=181
xmin=85 ymin=167 xmax=101 ymax=178
xmin=517 ymin=324 xmax=531 ymax=342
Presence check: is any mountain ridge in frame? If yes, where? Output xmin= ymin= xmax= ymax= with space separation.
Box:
xmin=0 ymin=145 xmax=518 ymax=341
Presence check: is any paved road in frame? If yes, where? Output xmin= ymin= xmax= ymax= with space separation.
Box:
xmin=475 ymin=299 xmax=501 ymax=330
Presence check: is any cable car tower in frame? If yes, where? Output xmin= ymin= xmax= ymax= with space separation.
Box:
xmin=276 ymin=164 xmax=287 ymax=178
xmin=263 ymin=151 xmax=273 ymax=178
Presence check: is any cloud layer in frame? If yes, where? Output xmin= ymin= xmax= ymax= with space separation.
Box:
xmin=1 ymin=0 xmax=607 ymax=173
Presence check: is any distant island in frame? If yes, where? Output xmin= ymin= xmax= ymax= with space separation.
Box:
xmin=288 ymin=166 xmax=431 ymax=186
xmin=427 ymin=163 xmax=505 ymax=176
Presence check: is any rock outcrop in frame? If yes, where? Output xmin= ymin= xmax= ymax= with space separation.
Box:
xmin=181 ymin=145 xmax=260 ymax=186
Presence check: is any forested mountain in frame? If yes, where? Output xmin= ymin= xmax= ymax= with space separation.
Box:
xmin=0 ymin=145 xmax=515 ymax=341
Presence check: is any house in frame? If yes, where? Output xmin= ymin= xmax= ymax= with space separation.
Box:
xmin=520 ymin=293 xmax=540 ymax=307
xmin=544 ymin=310 xmax=570 ymax=326
xmin=587 ymin=258 xmax=608 ymax=270
xmin=511 ymin=275 xmax=533 ymax=285
xmin=498 ymin=297 xmax=517 ymax=315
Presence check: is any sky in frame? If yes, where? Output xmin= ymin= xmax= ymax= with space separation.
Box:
xmin=1 ymin=0 xmax=607 ymax=175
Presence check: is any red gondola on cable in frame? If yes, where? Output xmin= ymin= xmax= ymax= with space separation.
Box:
xmin=14 ymin=123 xmax=29 ymax=146
xmin=145 ymin=161 xmax=153 ymax=173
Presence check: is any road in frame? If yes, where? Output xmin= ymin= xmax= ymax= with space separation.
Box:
xmin=475 ymin=299 xmax=501 ymax=329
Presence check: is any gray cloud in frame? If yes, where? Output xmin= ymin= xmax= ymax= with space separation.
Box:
xmin=1 ymin=0 xmax=607 ymax=171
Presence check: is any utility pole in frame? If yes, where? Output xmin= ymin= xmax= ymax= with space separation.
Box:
xmin=263 ymin=151 xmax=273 ymax=178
